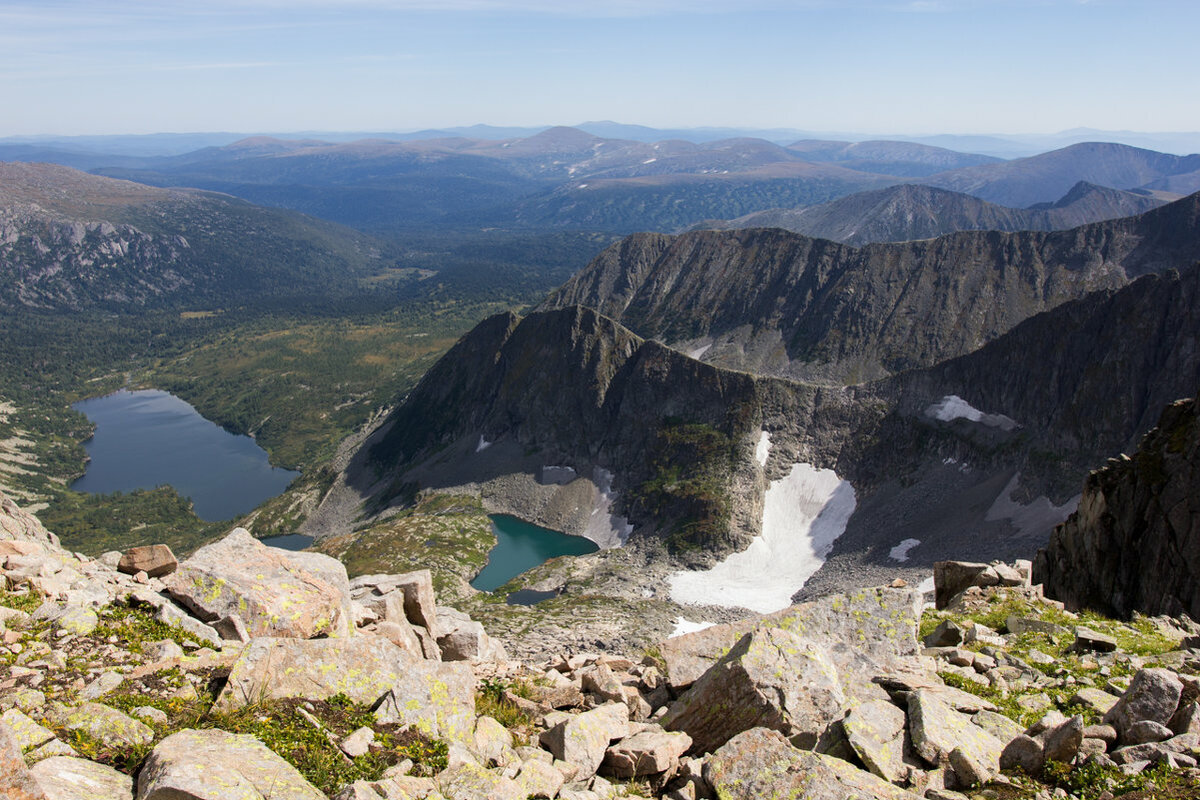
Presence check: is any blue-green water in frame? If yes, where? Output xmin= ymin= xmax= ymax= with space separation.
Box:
xmin=471 ymin=514 xmax=599 ymax=593
xmin=70 ymin=389 xmax=299 ymax=522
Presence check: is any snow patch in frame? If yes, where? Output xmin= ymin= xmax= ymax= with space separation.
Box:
xmin=754 ymin=432 xmax=771 ymax=467
xmin=986 ymin=473 xmax=1079 ymax=538
xmin=540 ymin=465 xmax=576 ymax=485
xmin=576 ymin=183 xmax=588 ymax=189
xmin=475 ymin=436 xmax=491 ymax=453
xmin=925 ymin=395 xmax=1018 ymax=431
xmin=918 ymin=575 xmax=935 ymax=595
xmin=583 ymin=467 xmax=634 ymax=548
xmin=687 ymin=343 xmax=712 ymax=360
xmin=889 ymin=538 xmax=921 ymax=562
xmin=670 ymin=617 xmax=715 ymax=638
xmin=669 ymin=463 xmax=856 ymax=614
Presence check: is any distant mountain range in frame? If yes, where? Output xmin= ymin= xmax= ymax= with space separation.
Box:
xmin=696 ymin=181 xmax=1168 ymax=245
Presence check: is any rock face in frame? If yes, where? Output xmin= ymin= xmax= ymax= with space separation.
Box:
xmin=1035 ymin=393 xmax=1200 ymax=619
xmin=166 ymin=528 xmax=352 ymax=639
xmin=138 ymin=729 xmax=325 ymax=800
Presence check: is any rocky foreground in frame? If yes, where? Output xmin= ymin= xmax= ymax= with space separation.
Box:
xmin=4 ymin=489 xmax=1200 ymax=799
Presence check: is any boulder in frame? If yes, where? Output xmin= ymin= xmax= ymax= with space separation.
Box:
xmin=436 ymin=762 xmax=524 ymax=800
xmin=1104 ymin=668 xmax=1184 ymax=741
xmin=908 ymin=689 xmax=1003 ymax=777
xmin=970 ymin=709 xmax=1024 ymax=746
xmin=602 ymin=729 xmax=692 ymax=778
xmin=1070 ymin=687 xmax=1120 ymax=716
xmin=0 ymin=719 xmax=47 ymax=800
xmin=1042 ymin=715 xmax=1085 ymax=765
xmin=582 ymin=665 xmax=626 ymax=704
xmin=350 ymin=570 xmax=439 ymax=638
xmin=842 ymin=699 xmax=908 ymax=783
xmin=58 ymin=703 xmax=153 ymax=750
xmin=372 ymin=661 xmax=477 ymax=745
xmin=165 ymin=528 xmax=352 ymax=639
xmin=539 ymin=703 xmax=630 ymax=777
xmin=214 ymin=635 xmax=417 ymax=712
xmin=704 ymin=727 xmax=922 ymax=800
xmin=1 ymin=709 xmax=56 ymax=752
xmin=516 ymin=759 xmax=566 ymax=799
xmin=923 ymin=619 xmax=964 ymax=648
xmin=436 ymin=606 xmax=505 ymax=662
xmin=373 ymin=620 xmax=423 ymax=660
xmin=934 ymin=562 xmax=998 ymax=609
xmin=28 ymin=757 xmax=132 ymax=800
xmin=1073 ymin=626 xmax=1118 ymax=653
xmin=662 ymin=626 xmax=845 ymax=753
xmin=116 ymin=545 xmax=177 ymax=578
xmin=999 ymin=734 xmax=1044 ymax=775
xmin=138 ymin=728 xmax=325 ymax=800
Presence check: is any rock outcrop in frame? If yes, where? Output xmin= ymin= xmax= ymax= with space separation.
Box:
xmin=1035 ymin=392 xmax=1200 ymax=619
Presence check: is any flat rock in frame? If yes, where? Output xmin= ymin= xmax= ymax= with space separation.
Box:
xmin=59 ymin=703 xmax=153 ymax=750
xmin=436 ymin=761 xmax=524 ymax=800
xmin=602 ymin=729 xmax=692 ymax=778
xmin=1074 ymin=626 xmax=1118 ymax=653
xmin=0 ymin=709 xmax=55 ymax=752
xmin=165 ymin=528 xmax=352 ymax=639
xmin=1104 ymin=668 xmax=1184 ymax=741
xmin=704 ymin=727 xmax=922 ymax=800
xmin=661 ymin=626 xmax=845 ymax=753
xmin=214 ymin=635 xmax=417 ymax=712
xmin=371 ymin=660 xmax=477 ymax=745
xmin=138 ymin=728 xmax=325 ymax=800
xmin=842 ymin=699 xmax=908 ymax=782
xmin=28 ymin=756 xmax=132 ymax=800
xmin=117 ymin=545 xmax=177 ymax=578
xmin=1070 ymin=687 xmax=1120 ymax=715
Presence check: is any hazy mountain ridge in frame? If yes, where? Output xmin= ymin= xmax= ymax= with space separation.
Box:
xmin=695 ymin=182 xmax=1168 ymax=245
xmin=0 ymin=162 xmax=392 ymax=309
xmin=540 ymin=192 xmax=1200 ymax=384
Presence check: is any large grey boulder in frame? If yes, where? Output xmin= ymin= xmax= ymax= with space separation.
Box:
xmin=602 ymin=729 xmax=692 ymax=778
xmin=166 ymin=528 xmax=352 ymax=639
xmin=539 ymin=703 xmax=630 ymax=777
xmin=1104 ymin=668 xmax=1184 ymax=741
xmin=662 ymin=626 xmax=844 ymax=753
xmin=908 ymin=689 xmax=1004 ymax=782
xmin=372 ymin=660 xmax=477 ymax=745
xmin=138 ymin=728 xmax=325 ymax=800
xmin=842 ymin=699 xmax=908 ymax=782
xmin=704 ymin=727 xmax=922 ymax=800
xmin=27 ymin=757 xmax=131 ymax=800
xmin=213 ymin=635 xmax=417 ymax=712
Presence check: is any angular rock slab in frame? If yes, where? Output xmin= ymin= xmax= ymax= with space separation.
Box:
xmin=436 ymin=762 xmax=524 ymax=800
xmin=372 ymin=660 xmax=477 ymax=745
xmin=138 ymin=728 xmax=325 ymax=800
xmin=1105 ymin=668 xmax=1184 ymax=741
xmin=660 ymin=587 xmax=921 ymax=693
xmin=117 ymin=545 xmax=177 ymax=578
xmin=908 ymin=689 xmax=1003 ymax=776
xmin=662 ymin=626 xmax=844 ymax=753
xmin=165 ymin=528 xmax=352 ymax=639
xmin=59 ymin=703 xmax=153 ymax=750
xmin=842 ymin=699 xmax=908 ymax=783
xmin=0 ymin=719 xmax=48 ymax=800
xmin=539 ymin=703 xmax=630 ymax=778
xmin=28 ymin=757 xmax=132 ymax=800
xmin=602 ymin=729 xmax=692 ymax=778
xmin=213 ymin=635 xmax=416 ymax=712
xmin=705 ymin=727 xmax=922 ymax=800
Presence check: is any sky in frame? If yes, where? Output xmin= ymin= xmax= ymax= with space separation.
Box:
xmin=2 ymin=0 xmax=1198 ymax=137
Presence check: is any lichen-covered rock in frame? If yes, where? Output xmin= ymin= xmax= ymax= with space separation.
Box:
xmin=1104 ymin=668 xmax=1184 ymax=742
xmin=28 ymin=756 xmax=132 ymax=800
xmin=435 ymin=761 xmax=524 ymax=800
xmin=539 ymin=703 xmax=630 ymax=777
xmin=58 ymin=703 xmax=153 ymax=750
xmin=138 ymin=728 xmax=325 ymax=800
xmin=661 ymin=626 xmax=844 ymax=753
xmin=0 ymin=719 xmax=47 ymax=800
xmin=371 ymin=660 xmax=476 ymax=745
xmin=213 ymin=635 xmax=417 ymax=712
xmin=116 ymin=544 xmax=176 ymax=578
xmin=516 ymin=758 xmax=566 ymax=799
xmin=166 ymin=528 xmax=352 ymax=639
xmin=842 ymin=699 xmax=908 ymax=782
xmin=704 ymin=727 xmax=922 ymax=800
xmin=1 ymin=709 xmax=55 ymax=753
xmin=908 ymin=689 xmax=1003 ymax=778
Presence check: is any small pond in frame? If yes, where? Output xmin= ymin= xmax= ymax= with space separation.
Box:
xmin=70 ymin=389 xmax=299 ymax=522
xmin=471 ymin=514 xmax=599 ymax=594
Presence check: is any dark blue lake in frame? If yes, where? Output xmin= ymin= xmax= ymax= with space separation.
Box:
xmin=471 ymin=514 xmax=599 ymax=593
xmin=70 ymin=389 xmax=298 ymax=522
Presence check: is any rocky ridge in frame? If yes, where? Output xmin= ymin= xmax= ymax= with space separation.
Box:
xmin=5 ymin=488 xmax=1200 ymax=799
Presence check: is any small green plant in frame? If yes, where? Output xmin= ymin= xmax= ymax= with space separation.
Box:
xmin=0 ymin=587 xmax=42 ymax=613
xmin=475 ymin=677 xmax=533 ymax=732
xmin=92 ymin=602 xmax=206 ymax=653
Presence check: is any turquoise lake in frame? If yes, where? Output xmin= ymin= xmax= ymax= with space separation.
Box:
xmin=70 ymin=389 xmax=298 ymax=522
xmin=471 ymin=514 xmax=599 ymax=593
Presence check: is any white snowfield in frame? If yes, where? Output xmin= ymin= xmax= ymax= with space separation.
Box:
xmin=668 ymin=463 xmax=857 ymax=614
xmin=584 ymin=467 xmax=634 ymax=548
xmin=925 ymin=395 xmax=1018 ymax=432
xmin=754 ymin=431 xmax=771 ymax=467
xmin=670 ymin=617 xmax=715 ymax=638
xmin=889 ymin=538 xmax=921 ymax=562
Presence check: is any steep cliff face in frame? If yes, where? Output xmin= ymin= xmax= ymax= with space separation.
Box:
xmin=1033 ymin=393 xmax=1200 ymax=620
xmin=541 ymin=193 xmax=1200 ymax=384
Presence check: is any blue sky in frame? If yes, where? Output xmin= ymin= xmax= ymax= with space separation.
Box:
xmin=2 ymin=0 xmax=1197 ymax=136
